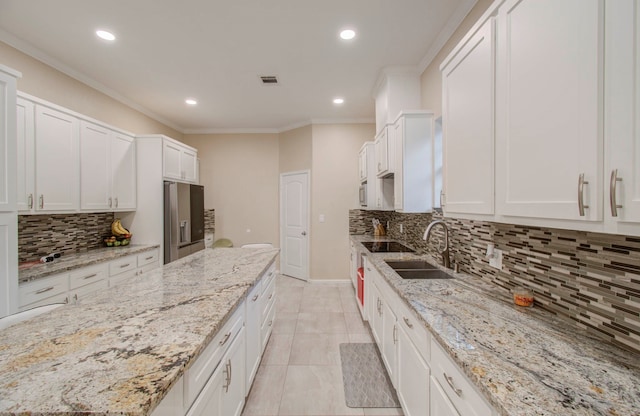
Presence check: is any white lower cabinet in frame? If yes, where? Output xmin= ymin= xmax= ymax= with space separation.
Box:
xmin=380 ymin=295 xmax=398 ymax=386
xmin=368 ymin=265 xmax=495 ymax=416
xmin=430 ymin=375 xmax=460 ymax=416
xmin=396 ymin=323 xmax=430 ymax=416
xmin=18 ymin=248 xmax=160 ymax=310
xmin=68 ymin=263 xmax=108 ymax=304
xmin=245 ymin=282 xmax=262 ymax=393
xmin=154 ymin=263 xmax=275 ymax=416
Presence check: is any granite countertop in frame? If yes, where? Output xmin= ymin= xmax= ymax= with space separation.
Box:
xmin=18 ymin=245 xmax=160 ymax=284
xmin=1 ymin=247 xmax=279 ymax=415
xmin=351 ymin=235 xmax=640 ymax=416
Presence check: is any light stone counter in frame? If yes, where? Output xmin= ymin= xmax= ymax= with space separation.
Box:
xmin=0 ymin=247 xmax=279 ymax=415
xmin=19 ymin=245 xmax=161 ymax=284
xmin=351 ymin=235 xmax=640 ymax=416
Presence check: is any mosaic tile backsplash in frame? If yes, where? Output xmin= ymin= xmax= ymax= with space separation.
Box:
xmin=18 ymin=213 xmax=115 ymax=262
xmin=350 ymin=209 xmax=640 ymax=353
xmin=204 ymin=209 xmax=215 ymax=233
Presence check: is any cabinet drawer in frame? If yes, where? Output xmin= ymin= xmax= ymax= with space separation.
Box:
xmin=69 ymin=263 xmax=108 ymax=290
xmin=109 ymin=255 xmax=137 ymax=276
xmin=261 ymin=277 xmax=276 ymax=323
xmin=19 ymin=273 xmax=68 ymax=308
xmin=109 ymin=268 xmax=137 ymax=287
xmin=396 ymin=298 xmax=430 ymax=362
xmin=183 ymin=306 xmax=244 ymax=409
xmin=431 ymin=339 xmax=492 ymax=416
xmin=70 ymin=278 xmax=108 ymax=302
xmin=262 ymin=263 xmax=276 ymax=289
xmin=137 ymin=249 xmax=159 ymax=268
xmin=261 ymin=300 xmax=275 ymax=352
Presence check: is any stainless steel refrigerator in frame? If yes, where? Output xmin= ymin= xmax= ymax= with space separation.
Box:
xmin=164 ymin=181 xmax=205 ymax=264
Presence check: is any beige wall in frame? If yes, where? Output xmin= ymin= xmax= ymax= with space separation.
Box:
xmin=279 ymin=125 xmax=312 ymax=173
xmin=182 ymin=134 xmax=280 ymax=248
xmin=0 ymin=41 xmax=182 ymax=138
xmin=420 ymin=0 xmax=495 ymax=117
xmin=310 ymin=124 xmax=375 ymax=280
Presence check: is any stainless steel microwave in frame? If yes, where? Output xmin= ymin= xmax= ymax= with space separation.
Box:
xmin=359 ymin=184 xmax=367 ymax=207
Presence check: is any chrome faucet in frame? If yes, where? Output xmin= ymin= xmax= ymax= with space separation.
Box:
xmin=423 ymin=220 xmax=451 ymax=269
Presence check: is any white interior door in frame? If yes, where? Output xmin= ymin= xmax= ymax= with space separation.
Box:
xmin=280 ymin=171 xmax=309 ymax=281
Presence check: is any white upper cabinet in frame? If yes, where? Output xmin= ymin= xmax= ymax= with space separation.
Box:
xmin=18 ymin=93 xmax=136 ymax=214
xmin=80 ymin=121 xmax=111 ymax=210
xmin=441 ymin=17 xmax=495 ymax=217
xmin=495 ymin=0 xmax=603 ymax=222
xmin=16 ymin=97 xmax=34 ymax=212
xmin=375 ymin=125 xmax=394 ymax=178
xmin=80 ymin=122 xmax=137 ymax=211
xmin=111 ymin=132 xmax=136 ymax=210
xmin=604 ymin=0 xmax=640 ymax=232
xmin=34 ymin=104 xmax=79 ymax=212
xmin=358 ymin=145 xmax=368 ymax=183
xmin=394 ymin=111 xmax=434 ymax=213
xmin=0 ymin=66 xmax=19 ymax=212
xmin=374 ymin=68 xmax=421 ymax=133
xmin=163 ymin=137 xmax=198 ymax=183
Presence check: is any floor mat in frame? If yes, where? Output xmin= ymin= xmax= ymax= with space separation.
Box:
xmin=339 ymin=343 xmax=401 ymax=408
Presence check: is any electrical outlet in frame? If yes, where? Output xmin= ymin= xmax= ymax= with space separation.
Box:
xmin=489 ymin=248 xmax=503 ymax=269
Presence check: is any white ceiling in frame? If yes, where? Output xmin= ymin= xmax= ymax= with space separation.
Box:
xmin=0 ymin=0 xmax=474 ymax=133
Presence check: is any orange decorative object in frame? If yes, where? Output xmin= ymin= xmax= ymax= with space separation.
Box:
xmin=513 ymin=287 xmax=534 ymax=307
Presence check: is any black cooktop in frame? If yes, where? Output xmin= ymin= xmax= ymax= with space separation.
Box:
xmin=361 ymin=241 xmax=415 ymax=253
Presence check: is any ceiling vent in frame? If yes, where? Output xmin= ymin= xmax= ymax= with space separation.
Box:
xmin=260 ymin=75 xmax=279 ymax=85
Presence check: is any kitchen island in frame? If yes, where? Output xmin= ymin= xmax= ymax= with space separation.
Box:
xmin=352 ymin=235 xmax=640 ymax=416
xmin=0 ymin=247 xmax=279 ymax=415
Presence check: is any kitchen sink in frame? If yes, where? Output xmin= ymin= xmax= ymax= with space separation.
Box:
xmin=385 ymin=259 xmax=453 ymax=280
xmin=385 ymin=260 xmax=439 ymax=270
xmin=395 ymin=269 xmax=453 ymax=280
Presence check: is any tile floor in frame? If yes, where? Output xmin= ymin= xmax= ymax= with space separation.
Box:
xmin=242 ymin=275 xmax=404 ymax=416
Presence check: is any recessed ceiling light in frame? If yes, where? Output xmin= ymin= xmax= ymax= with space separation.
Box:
xmin=340 ymin=29 xmax=356 ymax=40
xmin=333 ymin=98 xmax=344 ymax=105
xmin=96 ymin=30 xmax=116 ymax=41
xmin=185 ymin=98 xmax=198 ymax=106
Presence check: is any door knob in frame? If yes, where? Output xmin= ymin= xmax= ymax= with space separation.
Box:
xmin=301 ymin=231 xmax=307 ymax=236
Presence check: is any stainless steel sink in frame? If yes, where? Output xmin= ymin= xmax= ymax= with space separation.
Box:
xmin=395 ymin=269 xmax=453 ymax=280
xmin=385 ymin=260 xmax=439 ymax=270
xmin=385 ymin=260 xmax=453 ymax=280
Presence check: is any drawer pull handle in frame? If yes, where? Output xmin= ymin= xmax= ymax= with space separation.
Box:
xmin=403 ymin=317 xmax=413 ymax=329
xmin=82 ymin=273 xmax=98 ymax=280
xmin=35 ymin=286 xmax=54 ymax=294
xmin=219 ymin=331 xmax=232 ymax=346
xmin=39 ymin=194 xmax=44 ymax=209
xmin=28 ymin=194 xmax=33 ymax=209
xmin=252 ymin=294 xmax=259 ymax=302
xmin=268 ymin=293 xmax=273 ymax=300
xmin=444 ymin=372 xmax=462 ymax=396
xmin=145 ymin=256 xmax=154 ymax=261
xmin=120 ymin=263 xmax=131 ymax=268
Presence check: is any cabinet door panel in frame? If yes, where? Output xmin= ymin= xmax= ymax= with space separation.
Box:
xmin=34 ymin=105 xmax=79 ymax=211
xmin=163 ymin=141 xmax=182 ymax=180
xmin=381 ymin=299 xmax=397 ymax=386
xmin=80 ymin=121 xmax=111 ymax=210
xmin=605 ymin=0 xmax=640 ymax=226
xmin=16 ymin=98 xmax=35 ymax=212
xmin=496 ymin=0 xmax=603 ymax=221
xmin=112 ymin=133 xmax=136 ymax=210
xmin=430 ymin=377 xmax=460 ymax=416
xmin=0 ymin=71 xmax=17 ymax=211
xmin=222 ymin=328 xmax=246 ymax=416
xmin=245 ymin=283 xmax=262 ymax=393
xmin=442 ymin=18 xmax=495 ymax=215
xmin=0 ymin=213 xmax=18 ymax=317
xmin=396 ymin=325 xmax=429 ymax=416
xmin=181 ymin=149 xmax=197 ymax=183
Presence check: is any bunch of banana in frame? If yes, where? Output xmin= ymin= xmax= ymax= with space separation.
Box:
xmin=111 ymin=219 xmax=132 ymax=238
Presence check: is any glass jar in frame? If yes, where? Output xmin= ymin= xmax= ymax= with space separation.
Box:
xmin=513 ymin=286 xmax=534 ymax=307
